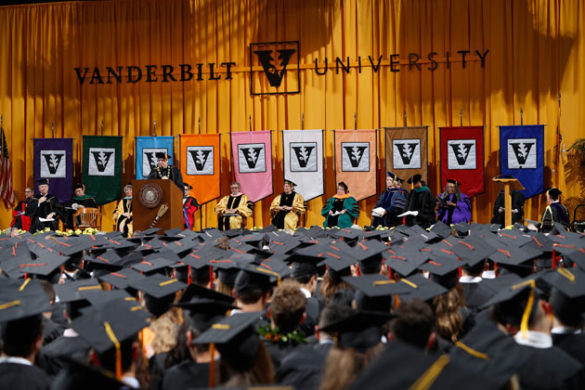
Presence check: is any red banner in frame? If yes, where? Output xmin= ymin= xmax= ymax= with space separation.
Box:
xmin=439 ymin=126 xmax=484 ymax=197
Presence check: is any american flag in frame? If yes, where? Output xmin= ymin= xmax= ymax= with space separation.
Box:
xmin=0 ymin=124 xmax=14 ymax=208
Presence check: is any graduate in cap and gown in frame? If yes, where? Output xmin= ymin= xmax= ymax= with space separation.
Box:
xmin=371 ymin=172 xmax=408 ymax=228
xmin=436 ymin=179 xmax=472 ymax=225
xmin=321 ymin=181 xmax=359 ymax=228
xmin=147 ymin=151 xmax=184 ymax=190
xmin=214 ymin=182 xmax=252 ymax=231
xmin=404 ymin=174 xmax=436 ymax=229
xmin=539 ymin=188 xmax=570 ymax=232
xmin=113 ymin=184 xmax=133 ymax=237
xmin=62 ymin=184 xmax=97 ymax=230
xmin=269 ymin=179 xmax=305 ymax=230
xmin=30 ymin=178 xmax=61 ymax=232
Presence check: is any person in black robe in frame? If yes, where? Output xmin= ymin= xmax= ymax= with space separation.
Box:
xmin=371 ymin=172 xmax=408 ymax=228
xmin=30 ymin=179 xmax=61 ymax=232
xmin=10 ymin=187 xmax=36 ymax=231
xmin=147 ymin=151 xmax=184 ymax=190
xmin=539 ymin=188 xmax=570 ymax=233
xmin=491 ymin=189 xmax=525 ymax=228
xmin=404 ymin=174 xmax=436 ymax=228
xmin=61 ymin=184 xmax=98 ymax=230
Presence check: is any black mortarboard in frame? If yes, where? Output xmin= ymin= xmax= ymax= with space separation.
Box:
xmin=452 ymin=238 xmax=495 ymax=268
xmin=155 ymin=151 xmax=170 ymax=160
xmin=80 ymin=289 xmax=135 ymax=307
xmin=453 ymin=223 xmax=471 ymax=237
xmin=127 ymin=274 xmax=186 ymax=299
xmin=13 ymin=252 xmax=68 ymax=277
xmin=319 ymin=310 xmax=393 ymax=350
xmin=387 ymin=171 xmax=396 ymax=179
xmin=420 ymin=255 xmax=461 ymax=290
xmin=179 ymin=297 xmax=236 ymax=332
xmin=497 ymin=231 xmax=533 ymax=247
xmin=446 ymin=178 xmax=460 ymax=186
xmin=407 ymin=225 xmax=440 ymax=243
xmin=542 ymin=268 xmax=585 ymax=299
xmin=73 ymin=183 xmax=85 ymax=191
xmin=430 ymin=220 xmax=454 ymax=239
xmin=234 ymin=264 xmax=276 ymax=295
xmin=397 ymin=274 xmax=448 ymax=302
xmin=50 ymin=358 xmax=126 ymax=390
xmin=284 ymin=179 xmax=297 ymax=186
xmin=385 ymin=255 xmax=419 ymax=277
xmin=406 ymin=174 xmax=422 ymax=184
xmin=54 ymin=279 xmax=103 ymax=304
xmin=344 ymin=274 xmax=412 ymax=312
xmin=38 ymin=178 xmax=50 ymax=185
xmin=289 ymin=253 xmax=320 ymax=279
xmin=135 ymin=227 xmax=161 ymax=237
xmin=349 ymin=240 xmax=389 ymax=274
xmin=547 ymin=188 xmax=562 ymax=198
xmin=0 ymin=279 xmax=51 ymax=322
xmin=488 ymin=243 xmax=543 ymax=266
xmin=99 ymin=268 xmax=145 ymax=291
xmin=131 ymin=257 xmax=175 ymax=274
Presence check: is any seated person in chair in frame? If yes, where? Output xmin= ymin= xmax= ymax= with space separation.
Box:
xmin=30 ymin=179 xmax=61 ymax=232
xmin=62 ymin=184 xmax=97 ymax=230
xmin=11 ymin=187 xmax=36 ymax=232
xmin=214 ymin=182 xmax=252 ymax=231
xmin=270 ymin=179 xmax=305 ymax=230
xmin=371 ymin=172 xmax=407 ymax=228
xmin=322 ymin=181 xmax=359 ymax=228
xmin=113 ymin=184 xmax=133 ymax=237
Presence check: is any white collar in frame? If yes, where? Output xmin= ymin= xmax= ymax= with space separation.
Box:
xmin=481 ymin=270 xmax=496 ymax=279
xmin=319 ymin=338 xmax=334 ymax=345
xmin=63 ymin=328 xmax=79 ymax=338
xmin=122 ymin=376 xmax=140 ymax=388
xmin=0 ymin=356 xmax=32 ymax=366
xmin=514 ymin=330 xmax=553 ymax=349
xmin=551 ymin=326 xmax=582 ymax=335
xmin=300 ymin=287 xmax=311 ymax=299
xmin=459 ymin=275 xmax=482 ymax=283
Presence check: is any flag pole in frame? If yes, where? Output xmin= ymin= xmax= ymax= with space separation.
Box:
xmin=153 ymin=120 xmax=157 ymax=137
xmin=51 ymin=122 xmax=55 ymax=138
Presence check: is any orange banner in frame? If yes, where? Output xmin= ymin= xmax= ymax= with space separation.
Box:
xmin=180 ymin=134 xmax=221 ymax=205
xmin=334 ymin=130 xmax=377 ymax=201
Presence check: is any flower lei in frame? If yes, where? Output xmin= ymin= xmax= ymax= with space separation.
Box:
xmin=257 ymin=325 xmax=307 ymax=345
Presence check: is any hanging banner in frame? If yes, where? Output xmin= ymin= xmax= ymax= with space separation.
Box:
xmin=439 ymin=126 xmax=484 ymax=197
xmin=231 ymin=131 xmax=273 ymax=202
xmin=334 ymin=130 xmax=377 ymax=201
xmin=282 ymin=129 xmax=324 ymax=201
xmin=499 ymin=125 xmax=544 ymax=198
xmin=180 ymin=134 xmax=221 ymax=205
xmin=135 ymin=136 xmax=174 ymax=179
xmin=384 ymin=126 xmax=428 ymax=183
xmin=82 ymin=135 xmax=123 ymax=205
xmin=33 ymin=138 xmax=74 ymax=203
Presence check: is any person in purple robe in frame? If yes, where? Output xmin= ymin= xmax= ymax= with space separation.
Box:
xmin=436 ymin=179 xmax=471 ymax=225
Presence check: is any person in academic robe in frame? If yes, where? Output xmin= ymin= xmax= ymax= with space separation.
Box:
xmin=321 ymin=182 xmax=359 ymax=228
xmin=30 ymin=179 xmax=61 ymax=232
xmin=147 ymin=151 xmax=184 ymax=190
xmin=10 ymin=187 xmax=36 ymax=231
xmin=491 ymin=189 xmax=525 ymax=228
xmin=371 ymin=172 xmax=408 ymax=228
xmin=436 ymin=179 xmax=472 ymax=225
xmin=404 ymin=174 xmax=436 ymax=229
xmin=269 ymin=179 xmax=305 ymax=230
xmin=214 ymin=182 xmax=252 ymax=231
xmin=183 ymin=183 xmax=199 ymax=230
xmin=539 ymin=188 xmax=570 ymax=233
xmin=62 ymin=184 xmax=98 ymax=230
xmin=113 ymin=184 xmax=133 ymax=237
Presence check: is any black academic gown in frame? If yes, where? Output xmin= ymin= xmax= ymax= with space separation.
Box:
xmin=491 ymin=190 xmax=525 ymax=228
xmin=11 ymin=198 xmax=37 ymax=230
xmin=61 ymin=196 xmax=98 ymax=230
xmin=264 ymin=339 xmax=304 ymax=371
xmin=540 ymin=202 xmax=571 ymax=233
xmin=405 ymin=186 xmax=436 ymax=228
xmin=30 ymin=193 xmax=61 ymax=232
xmin=160 ymin=360 xmax=210 ymax=390
xmin=553 ymin=333 xmax=585 ymax=387
xmin=38 ymin=333 xmax=91 ymax=377
xmin=147 ymin=166 xmax=184 ymax=190
xmin=0 ymin=363 xmax=52 ymax=390
xmin=461 ymin=282 xmax=493 ymax=313
xmin=276 ymin=342 xmax=332 ymax=390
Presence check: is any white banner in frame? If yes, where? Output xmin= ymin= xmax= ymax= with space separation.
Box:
xmin=283 ymin=130 xmax=324 ymax=201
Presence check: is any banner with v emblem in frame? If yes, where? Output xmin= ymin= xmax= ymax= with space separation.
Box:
xmin=82 ymin=136 xmax=122 ymax=205
xmin=282 ymin=130 xmax=324 ymax=201
xmin=440 ymin=126 xmax=484 ymax=197
xmin=499 ymin=125 xmax=544 ymax=198
xmin=231 ymin=131 xmax=273 ymax=202
xmin=384 ymin=126 xmax=428 ymax=185
xmin=334 ymin=130 xmax=377 ymax=201
xmin=34 ymin=138 xmax=73 ymax=203
xmin=135 ymin=136 xmax=174 ymax=179
xmin=180 ymin=134 xmax=221 ymax=205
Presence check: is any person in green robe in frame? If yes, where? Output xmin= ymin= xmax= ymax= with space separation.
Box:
xmin=322 ymin=182 xmax=359 ymax=228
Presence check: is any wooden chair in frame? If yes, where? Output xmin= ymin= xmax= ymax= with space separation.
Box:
xmin=73 ymin=207 xmax=101 ymax=230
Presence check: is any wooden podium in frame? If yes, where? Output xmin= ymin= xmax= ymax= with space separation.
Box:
xmin=132 ymin=179 xmax=183 ymax=233
xmin=492 ymin=177 xmax=525 ymax=227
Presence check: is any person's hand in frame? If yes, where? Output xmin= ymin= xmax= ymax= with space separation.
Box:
xmin=46 ymin=212 xmax=55 ymax=219
xmin=283 ymin=206 xmax=292 ymax=211
xmin=38 ymin=196 xmax=46 ymax=204
xmin=72 ymin=203 xmax=79 ymax=210
xmin=512 ymin=209 xmax=519 ymax=214
xmin=340 ymin=210 xmax=346 ymax=214
xmin=329 ymin=210 xmax=334 ymax=215
xmin=498 ymin=207 xmax=504 ymax=213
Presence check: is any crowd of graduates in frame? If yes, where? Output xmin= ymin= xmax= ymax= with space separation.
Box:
xmin=0 ymin=214 xmax=584 ymax=389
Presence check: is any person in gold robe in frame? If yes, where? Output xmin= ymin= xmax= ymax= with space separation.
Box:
xmin=113 ymin=184 xmax=133 ymax=236
xmin=214 ymin=182 xmax=252 ymax=230
xmin=269 ymin=179 xmax=305 ymax=230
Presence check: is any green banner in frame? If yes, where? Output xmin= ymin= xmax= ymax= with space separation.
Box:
xmin=82 ymin=135 xmax=122 ymax=205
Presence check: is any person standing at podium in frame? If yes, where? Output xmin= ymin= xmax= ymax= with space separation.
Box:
xmin=147 ymin=151 xmax=184 ymax=190
xmin=214 ymin=182 xmax=252 ymax=231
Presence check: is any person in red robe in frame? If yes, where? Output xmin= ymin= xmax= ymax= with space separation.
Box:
xmin=183 ymin=183 xmax=199 ymax=230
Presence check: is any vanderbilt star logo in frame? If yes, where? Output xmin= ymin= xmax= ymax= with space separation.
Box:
xmin=250 ymin=41 xmax=300 ymax=95
xmin=343 ymin=145 xmax=367 ymax=168
xmin=292 ymin=145 xmax=314 ymax=168
xmin=189 ymin=149 xmax=211 ymax=171
xmin=42 ymin=153 xmax=64 ymax=175
xmin=144 ymin=152 xmax=159 ymax=171
xmin=91 ymin=150 xmax=113 ymax=172
xmin=449 ymin=143 xmax=474 ymax=165
xmin=254 ymin=49 xmax=296 ymax=87
xmin=242 ymin=147 xmax=263 ymax=169
xmin=510 ymin=141 xmax=534 ymax=166
xmin=396 ymin=143 xmax=418 ymax=165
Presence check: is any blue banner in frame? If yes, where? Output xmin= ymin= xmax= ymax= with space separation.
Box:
xmin=33 ymin=138 xmax=73 ymax=203
xmin=135 ymin=136 xmax=175 ymax=179
xmin=499 ymin=125 xmax=544 ymax=198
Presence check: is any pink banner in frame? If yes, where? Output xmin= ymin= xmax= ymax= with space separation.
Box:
xmin=231 ymin=131 xmax=273 ymax=202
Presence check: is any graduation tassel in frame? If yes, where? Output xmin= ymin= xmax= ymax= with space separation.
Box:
xmin=512 ymin=280 xmax=536 ymax=340
xmin=104 ymin=321 xmax=122 ymax=380
xmin=187 ymin=266 xmax=192 ymax=285
xmin=209 ymin=265 xmax=214 ymax=289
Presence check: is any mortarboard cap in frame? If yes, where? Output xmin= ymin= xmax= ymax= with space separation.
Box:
xmin=131 ymin=257 xmax=175 ymax=274
xmin=127 ymin=274 xmax=186 ymax=299
xmin=488 ymin=243 xmax=543 ymax=266
xmin=406 ymin=174 xmax=422 ymax=184
xmin=387 ymin=171 xmax=396 ymax=179
xmin=446 ymin=178 xmax=460 ymax=186
xmin=0 ymin=279 xmax=51 ymax=322
xmin=54 ymin=279 xmax=102 ymax=303
xmin=284 ymin=179 xmax=297 ymax=186
xmin=430 ymin=221 xmax=454 ymax=239
xmin=320 ymin=310 xmax=393 ymax=350
xmin=155 ymin=151 xmax=170 ymax=160
xmin=397 ymin=274 xmax=448 ymax=302
xmin=38 ymin=178 xmax=50 ymax=185
xmin=99 ymin=268 xmax=145 ymax=291
xmin=50 ymin=357 xmax=126 ymax=390
xmin=547 ymin=188 xmax=562 ymax=198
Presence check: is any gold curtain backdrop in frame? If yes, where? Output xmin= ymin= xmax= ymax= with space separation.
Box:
xmin=0 ymin=0 xmax=584 ymax=230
